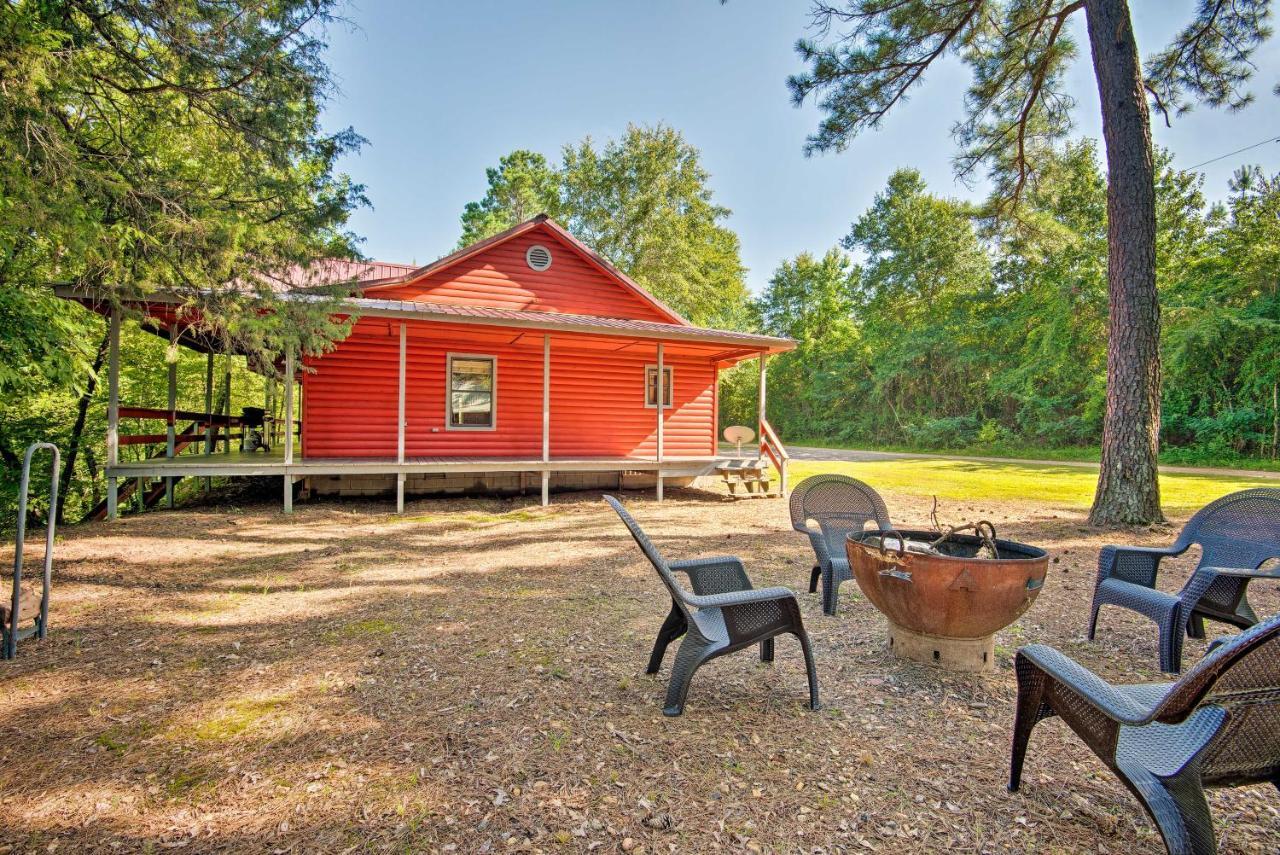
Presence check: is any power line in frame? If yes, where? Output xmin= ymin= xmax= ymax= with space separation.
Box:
xmin=1183 ymin=134 xmax=1280 ymax=171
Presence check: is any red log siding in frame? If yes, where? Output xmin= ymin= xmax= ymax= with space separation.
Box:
xmin=369 ymin=230 xmax=672 ymax=322
xmin=302 ymin=318 xmax=717 ymax=459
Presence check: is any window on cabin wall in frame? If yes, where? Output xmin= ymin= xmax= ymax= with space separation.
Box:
xmin=644 ymin=365 xmax=674 ymax=409
xmin=447 ymin=355 xmax=496 ymax=429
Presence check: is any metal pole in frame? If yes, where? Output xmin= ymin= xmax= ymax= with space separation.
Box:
xmin=165 ymin=326 xmax=177 ymax=508
xmin=7 ymin=444 xmax=59 ymax=658
xmin=542 ymin=334 xmax=551 ymax=507
xmin=656 ymin=343 xmax=664 ymax=502
xmin=283 ymin=350 xmax=295 ymax=513
xmin=106 ymin=308 xmax=120 ymax=521
xmin=396 ymin=324 xmax=406 ymax=513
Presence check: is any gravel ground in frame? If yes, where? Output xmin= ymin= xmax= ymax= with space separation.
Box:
xmin=0 ymin=479 xmax=1277 ymax=853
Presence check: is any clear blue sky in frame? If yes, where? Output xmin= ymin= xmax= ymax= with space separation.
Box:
xmin=320 ymin=1 xmax=1280 ymax=294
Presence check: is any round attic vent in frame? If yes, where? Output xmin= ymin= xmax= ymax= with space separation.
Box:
xmin=526 ymin=244 xmax=553 ymax=271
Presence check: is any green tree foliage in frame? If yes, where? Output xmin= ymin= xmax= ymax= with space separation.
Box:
xmin=747 ymin=150 xmax=1280 ymax=469
xmin=785 ymin=0 xmax=1275 ymax=523
xmin=458 ymin=151 xmax=561 ymax=247
xmin=1163 ymin=167 xmax=1280 ymax=459
xmin=458 ymin=125 xmax=751 ymax=328
xmin=0 ymin=0 xmax=365 ymax=529
xmin=0 ymin=0 xmax=367 ymax=384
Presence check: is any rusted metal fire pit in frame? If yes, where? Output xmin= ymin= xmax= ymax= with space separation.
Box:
xmin=845 ymin=529 xmax=1049 ymax=672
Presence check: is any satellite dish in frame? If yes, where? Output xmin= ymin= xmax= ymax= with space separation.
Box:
xmin=723 ymin=425 xmax=755 ymax=456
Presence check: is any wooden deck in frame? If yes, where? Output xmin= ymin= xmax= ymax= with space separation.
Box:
xmin=106 ymin=447 xmax=724 ymax=479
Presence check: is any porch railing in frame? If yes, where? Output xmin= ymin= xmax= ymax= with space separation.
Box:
xmin=759 ymin=418 xmax=790 ymax=496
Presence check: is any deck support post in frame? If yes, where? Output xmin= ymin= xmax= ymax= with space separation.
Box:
xmin=656 ymin=342 xmax=664 ymax=502
xmin=396 ymin=323 xmax=407 ymax=514
xmin=106 ymin=307 xmax=121 ymax=520
xmin=203 ymin=352 xmax=214 ymax=493
xmin=165 ymin=326 xmax=177 ymax=509
xmin=542 ymin=334 xmax=550 ymax=506
xmin=283 ymin=350 xmax=295 ymax=513
xmin=222 ymin=353 xmax=232 ymax=455
xmin=757 ymin=352 xmax=767 ymax=439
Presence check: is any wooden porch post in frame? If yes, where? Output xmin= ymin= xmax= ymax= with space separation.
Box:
xmin=283 ymin=350 xmax=295 ymax=513
xmin=542 ymin=333 xmax=551 ymax=507
xmin=757 ymin=352 xmax=768 ymax=439
xmin=396 ymin=323 xmax=406 ymax=513
xmin=222 ymin=353 xmax=232 ymax=454
xmin=106 ymin=307 xmax=120 ymax=521
xmin=656 ymin=342 xmax=664 ymax=502
xmin=203 ymin=350 xmax=213 ymax=493
xmin=165 ymin=325 xmax=177 ymax=508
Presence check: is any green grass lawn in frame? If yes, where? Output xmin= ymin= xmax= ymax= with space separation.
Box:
xmin=787 ymin=458 xmax=1277 ymax=513
xmin=784 ymin=437 xmax=1280 ymax=474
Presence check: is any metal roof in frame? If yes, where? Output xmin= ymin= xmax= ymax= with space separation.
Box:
xmin=298 ymin=294 xmax=794 ymax=353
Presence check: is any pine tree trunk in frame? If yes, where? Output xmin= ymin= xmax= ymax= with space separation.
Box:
xmin=1084 ymin=0 xmax=1164 ymax=526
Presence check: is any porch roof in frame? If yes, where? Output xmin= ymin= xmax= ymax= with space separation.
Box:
xmin=301 ymin=294 xmax=796 ymax=355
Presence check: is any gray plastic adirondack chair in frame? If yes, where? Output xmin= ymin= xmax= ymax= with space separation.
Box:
xmin=1088 ymin=488 xmax=1280 ymax=672
xmin=1010 ymin=613 xmax=1280 ymax=854
xmin=789 ymin=475 xmax=892 ymax=615
xmin=604 ymin=495 xmax=819 ymax=716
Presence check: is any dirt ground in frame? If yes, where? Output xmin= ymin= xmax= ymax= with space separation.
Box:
xmin=1 ymin=478 xmax=1277 ymax=853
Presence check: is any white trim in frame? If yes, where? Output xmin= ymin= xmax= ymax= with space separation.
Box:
xmin=446 ymin=352 xmax=497 ymax=431
xmin=643 ymin=364 xmax=674 ymax=409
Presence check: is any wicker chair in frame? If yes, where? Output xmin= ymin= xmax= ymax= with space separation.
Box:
xmin=1009 ymin=614 xmax=1280 ymax=855
xmin=789 ymin=474 xmax=892 ymax=615
xmin=1087 ymin=488 xmax=1280 ymax=672
xmin=604 ymin=495 xmax=819 ymax=717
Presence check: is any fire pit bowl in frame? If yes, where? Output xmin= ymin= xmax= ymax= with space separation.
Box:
xmin=845 ymin=529 xmax=1049 ymax=672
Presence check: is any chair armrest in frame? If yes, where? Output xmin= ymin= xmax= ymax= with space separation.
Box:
xmin=686 ymin=586 xmax=796 ymax=610
xmin=805 ymin=525 xmax=833 ymax=569
xmin=669 ymin=556 xmax=753 ymax=596
xmin=1097 ymin=543 xmax=1185 ymax=588
xmin=1017 ymin=644 xmax=1161 ymax=726
xmin=1178 ymin=565 xmax=1224 ymax=613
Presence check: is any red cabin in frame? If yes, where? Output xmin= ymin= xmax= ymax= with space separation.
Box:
xmin=60 ymin=216 xmax=794 ymax=516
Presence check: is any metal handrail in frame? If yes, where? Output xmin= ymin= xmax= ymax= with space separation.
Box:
xmin=7 ymin=443 xmax=59 ymax=660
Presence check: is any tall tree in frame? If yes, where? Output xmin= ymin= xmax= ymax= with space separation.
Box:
xmin=787 ymin=0 xmax=1274 ymax=524
xmin=0 ymin=0 xmax=367 ymax=377
xmin=458 ymin=151 xmax=561 ymax=247
xmin=460 ymin=125 xmax=752 ymax=328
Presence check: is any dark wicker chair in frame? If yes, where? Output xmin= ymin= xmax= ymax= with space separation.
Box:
xmin=789 ymin=474 xmax=892 ymax=615
xmin=1009 ymin=614 xmax=1280 ymax=855
xmin=604 ymin=495 xmax=819 ymax=717
xmin=1087 ymin=488 xmax=1280 ymax=672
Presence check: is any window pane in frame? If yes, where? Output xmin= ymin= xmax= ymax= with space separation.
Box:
xmin=646 ymin=369 xmax=658 ymax=406
xmin=451 ymin=391 xmax=492 ymax=426
xmin=451 ymin=359 xmax=493 ymax=392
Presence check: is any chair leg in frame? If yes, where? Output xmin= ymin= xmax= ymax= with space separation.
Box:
xmin=1008 ymin=660 xmax=1047 ymax=792
xmin=1086 ymin=600 xmax=1102 ymax=641
xmin=663 ymin=636 xmax=710 ymax=717
xmin=1118 ymin=760 xmax=1216 ymax=855
xmin=1158 ymin=610 xmax=1186 ymax=674
xmin=1186 ymin=612 xmax=1206 ymax=640
xmin=760 ymin=638 xmax=774 ymax=663
xmin=796 ymin=630 xmax=820 ymax=710
xmin=808 ymin=565 xmax=821 ymax=594
xmin=647 ymin=604 xmax=686 ymax=675
xmin=821 ymin=568 xmax=839 ymax=616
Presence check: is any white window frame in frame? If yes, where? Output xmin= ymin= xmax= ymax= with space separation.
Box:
xmin=644 ymin=364 xmax=674 ymax=409
xmin=446 ymin=353 xmax=497 ymax=431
